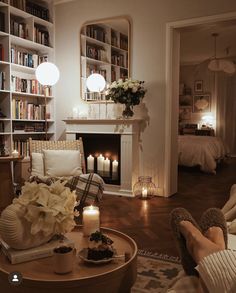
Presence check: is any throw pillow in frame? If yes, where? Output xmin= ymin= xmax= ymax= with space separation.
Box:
xmin=43 ymin=150 xmax=82 ymax=177
xmin=31 ymin=153 xmax=44 ymax=177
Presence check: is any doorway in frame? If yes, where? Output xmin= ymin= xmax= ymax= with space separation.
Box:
xmin=165 ymin=12 xmax=236 ymax=197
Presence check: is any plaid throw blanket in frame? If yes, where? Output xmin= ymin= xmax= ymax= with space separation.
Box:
xmin=29 ymin=173 xmax=104 ymax=206
xmin=66 ymin=173 xmax=104 ymax=206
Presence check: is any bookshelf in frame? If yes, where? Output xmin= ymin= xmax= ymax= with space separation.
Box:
xmin=80 ymin=20 xmax=130 ymax=102
xmin=0 ymin=0 xmax=55 ymax=159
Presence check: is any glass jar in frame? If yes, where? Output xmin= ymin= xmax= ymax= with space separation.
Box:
xmin=133 ymin=176 xmax=156 ymax=199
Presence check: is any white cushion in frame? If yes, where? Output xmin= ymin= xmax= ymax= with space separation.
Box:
xmin=43 ymin=150 xmax=82 ymax=177
xmin=31 ymin=153 xmax=44 ymax=176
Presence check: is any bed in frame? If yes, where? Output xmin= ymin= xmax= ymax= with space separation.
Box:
xmin=178 ymin=135 xmax=228 ymax=174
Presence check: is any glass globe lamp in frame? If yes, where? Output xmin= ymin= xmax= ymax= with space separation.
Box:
xmin=133 ymin=176 xmax=156 ymax=200
xmin=86 ymin=73 xmax=106 ymax=92
xmin=36 ymin=62 xmax=60 ymax=86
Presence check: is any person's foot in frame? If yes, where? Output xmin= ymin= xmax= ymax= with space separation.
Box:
xmin=204 ymin=226 xmax=225 ymax=250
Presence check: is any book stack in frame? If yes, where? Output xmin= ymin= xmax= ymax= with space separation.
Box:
xmin=13 ymin=139 xmax=29 ymax=157
xmin=13 ymin=122 xmax=45 ymax=133
xmin=0 ymin=235 xmax=74 ymax=264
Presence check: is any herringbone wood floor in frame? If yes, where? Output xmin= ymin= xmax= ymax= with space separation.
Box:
xmin=100 ymin=158 xmax=236 ymax=257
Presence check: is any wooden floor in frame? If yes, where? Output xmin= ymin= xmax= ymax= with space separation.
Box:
xmin=99 ymin=157 xmax=236 ymax=257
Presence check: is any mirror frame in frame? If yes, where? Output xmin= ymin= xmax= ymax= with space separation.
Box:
xmin=80 ymin=16 xmax=131 ymax=103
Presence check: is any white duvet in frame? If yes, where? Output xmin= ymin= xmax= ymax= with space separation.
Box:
xmin=178 ymin=135 xmax=228 ymax=173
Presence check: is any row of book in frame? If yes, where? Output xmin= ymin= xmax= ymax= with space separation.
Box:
xmin=111 ymin=30 xmax=118 ymax=48
xmin=86 ymin=64 xmax=107 ymax=80
xmin=0 ymin=44 xmax=4 ymax=61
xmin=86 ymin=44 xmax=107 ymax=62
xmin=0 ymin=11 xmax=5 ymax=32
xmin=111 ymin=53 xmax=126 ymax=68
xmin=13 ymin=139 xmax=29 ymax=157
xmin=120 ymin=35 xmax=128 ymax=51
xmin=10 ymin=19 xmax=28 ymax=39
xmin=34 ymin=26 xmax=50 ymax=47
xmin=0 ymin=71 xmax=6 ymax=90
xmin=10 ymin=0 xmax=50 ymax=22
xmin=11 ymin=76 xmax=52 ymax=96
xmin=12 ymin=98 xmax=46 ymax=120
xmin=86 ymin=25 xmax=106 ymax=43
xmin=13 ymin=121 xmax=45 ymax=132
xmin=11 ymin=46 xmax=48 ymax=68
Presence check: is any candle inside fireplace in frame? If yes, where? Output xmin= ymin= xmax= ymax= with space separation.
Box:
xmin=112 ymin=159 xmax=118 ymax=179
xmin=87 ymin=154 xmax=94 ymax=172
xmin=104 ymin=157 xmax=110 ymax=176
xmin=83 ymin=205 xmax=100 ymax=236
xmin=97 ymin=154 xmax=104 ymax=175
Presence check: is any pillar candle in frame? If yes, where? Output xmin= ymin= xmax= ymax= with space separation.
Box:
xmin=82 ymin=206 xmax=100 ymax=236
xmin=142 ymin=188 xmax=148 ymax=198
xmin=87 ymin=154 xmax=94 ymax=172
xmin=104 ymin=157 xmax=110 ymax=177
xmin=112 ymin=159 xmax=118 ymax=179
xmin=97 ymin=154 xmax=104 ymax=175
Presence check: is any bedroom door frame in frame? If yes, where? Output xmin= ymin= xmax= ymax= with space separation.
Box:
xmin=165 ymin=11 xmax=236 ymax=197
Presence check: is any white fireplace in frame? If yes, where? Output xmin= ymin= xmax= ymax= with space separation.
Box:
xmin=63 ymin=119 xmax=143 ymax=196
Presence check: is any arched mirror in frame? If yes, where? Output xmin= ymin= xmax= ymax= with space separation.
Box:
xmin=80 ymin=17 xmax=130 ymax=102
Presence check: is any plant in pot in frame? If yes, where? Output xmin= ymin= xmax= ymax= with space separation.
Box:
xmin=106 ymin=78 xmax=146 ymax=118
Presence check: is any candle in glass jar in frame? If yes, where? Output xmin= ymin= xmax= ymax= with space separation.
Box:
xmin=97 ymin=154 xmax=104 ymax=175
xmin=87 ymin=155 xmax=94 ymax=172
xmin=83 ymin=206 xmax=100 ymax=236
xmin=142 ymin=188 xmax=148 ymax=198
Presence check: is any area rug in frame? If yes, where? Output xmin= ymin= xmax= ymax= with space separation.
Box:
xmin=132 ymin=250 xmax=182 ymax=293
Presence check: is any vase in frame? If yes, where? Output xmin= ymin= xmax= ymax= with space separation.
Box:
xmin=122 ymin=104 xmax=134 ymax=119
xmin=0 ymin=203 xmax=54 ymax=249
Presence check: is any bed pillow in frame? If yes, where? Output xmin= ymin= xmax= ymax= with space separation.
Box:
xmin=43 ymin=150 xmax=82 ymax=177
xmin=31 ymin=153 xmax=44 ymax=177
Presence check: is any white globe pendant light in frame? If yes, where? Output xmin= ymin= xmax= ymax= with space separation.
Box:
xmin=36 ymin=62 xmax=60 ymax=86
xmin=86 ymin=73 xmax=106 ymax=92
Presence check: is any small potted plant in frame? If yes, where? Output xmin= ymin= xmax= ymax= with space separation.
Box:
xmin=106 ymin=78 xmax=146 ymax=118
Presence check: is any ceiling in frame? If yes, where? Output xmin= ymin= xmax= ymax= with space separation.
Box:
xmin=180 ymin=20 xmax=236 ymax=65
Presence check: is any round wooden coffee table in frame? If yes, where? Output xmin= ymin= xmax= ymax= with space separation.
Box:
xmin=0 ymin=226 xmax=137 ymax=293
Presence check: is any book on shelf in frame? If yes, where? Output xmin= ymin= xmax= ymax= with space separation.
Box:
xmin=13 ymin=121 xmax=45 ymax=133
xmin=14 ymin=139 xmax=29 ymax=157
xmin=0 ymin=11 xmax=5 ymax=32
xmin=86 ymin=44 xmax=107 ymax=62
xmin=86 ymin=25 xmax=106 ymax=43
xmin=0 ymin=235 xmax=74 ymax=264
xmin=0 ymin=71 xmax=6 ymax=90
xmin=0 ymin=44 xmax=4 ymax=61
xmin=12 ymin=98 xmax=46 ymax=120
xmin=10 ymin=0 xmax=26 ymax=11
xmin=120 ymin=34 xmax=128 ymax=51
xmin=34 ymin=25 xmax=50 ymax=47
xmin=10 ymin=19 xmax=29 ymax=39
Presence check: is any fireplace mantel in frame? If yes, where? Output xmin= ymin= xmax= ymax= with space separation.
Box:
xmin=63 ymin=118 xmax=143 ymax=196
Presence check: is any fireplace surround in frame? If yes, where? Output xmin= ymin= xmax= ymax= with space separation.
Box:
xmin=63 ymin=119 xmax=142 ymax=196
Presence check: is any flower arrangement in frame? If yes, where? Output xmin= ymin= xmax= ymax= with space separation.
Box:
xmin=106 ymin=78 xmax=146 ymax=118
xmin=13 ymin=181 xmax=77 ymax=237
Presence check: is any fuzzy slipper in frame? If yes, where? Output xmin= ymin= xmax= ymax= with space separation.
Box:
xmin=200 ymin=208 xmax=228 ymax=249
xmin=170 ymin=208 xmax=200 ymax=276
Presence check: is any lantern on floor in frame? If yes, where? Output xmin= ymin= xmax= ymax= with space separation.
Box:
xmin=133 ymin=176 xmax=156 ymax=199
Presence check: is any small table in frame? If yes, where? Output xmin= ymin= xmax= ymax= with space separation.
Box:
xmin=0 ymin=227 xmax=138 ymax=293
xmin=0 ymin=156 xmax=23 ymax=210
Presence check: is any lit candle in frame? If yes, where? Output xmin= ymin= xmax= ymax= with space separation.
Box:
xmin=12 ymin=149 xmax=19 ymax=158
xmin=142 ymin=188 xmax=148 ymax=198
xmin=112 ymin=159 xmax=118 ymax=179
xmin=104 ymin=157 xmax=110 ymax=177
xmin=87 ymin=154 xmax=94 ymax=172
xmin=82 ymin=205 xmax=100 ymax=236
xmin=97 ymin=154 xmax=104 ymax=175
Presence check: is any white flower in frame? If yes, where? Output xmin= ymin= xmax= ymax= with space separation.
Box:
xmin=132 ymin=86 xmax=138 ymax=93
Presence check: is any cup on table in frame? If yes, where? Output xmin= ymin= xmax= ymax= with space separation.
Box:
xmin=53 ymin=246 xmax=74 ymax=274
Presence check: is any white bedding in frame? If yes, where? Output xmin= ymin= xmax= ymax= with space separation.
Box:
xmin=178 ymin=135 xmax=228 ymax=173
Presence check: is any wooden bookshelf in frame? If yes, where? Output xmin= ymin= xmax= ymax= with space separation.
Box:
xmin=0 ymin=0 xmax=55 ymax=157
xmin=80 ymin=21 xmax=129 ymax=102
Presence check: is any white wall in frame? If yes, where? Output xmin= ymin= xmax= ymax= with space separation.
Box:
xmin=55 ymin=0 xmax=236 ymax=196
